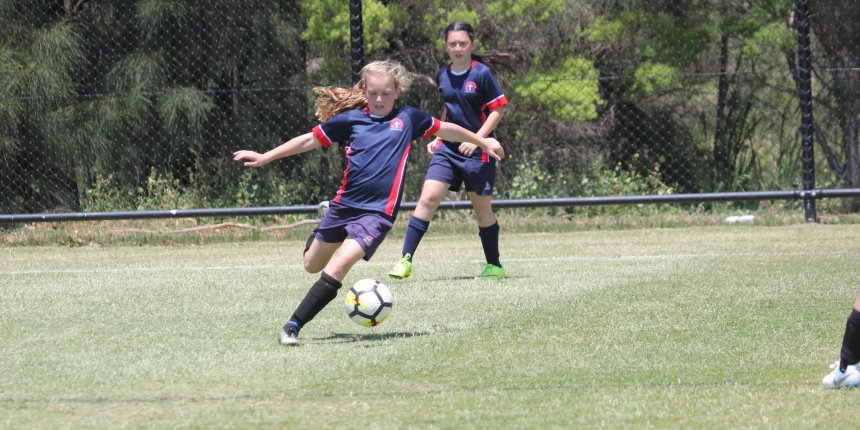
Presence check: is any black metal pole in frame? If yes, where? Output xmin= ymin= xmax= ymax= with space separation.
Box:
xmin=796 ymin=0 xmax=816 ymax=223
xmin=6 ymin=189 xmax=860 ymax=224
xmin=349 ymin=0 xmax=364 ymax=85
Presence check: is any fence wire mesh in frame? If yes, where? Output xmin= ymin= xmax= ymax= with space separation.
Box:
xmin=1 ymin=1 xmax=858 ymax=215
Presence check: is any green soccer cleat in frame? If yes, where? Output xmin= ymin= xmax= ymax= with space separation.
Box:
xmin=475 ymin=263 xmax=505 ymax=280
xmin=388 ymin=254 xmax=413 ymax=279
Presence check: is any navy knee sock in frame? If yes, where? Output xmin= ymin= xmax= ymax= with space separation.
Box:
xmin=401 ymin=217 xmax=430 ymax=261
xmin=478 ymin=222 xmax=501 ymax=267
xmin=840 ymin=308 xmax=860 ymax=371
xmin=289 ymin=271 xmax=342 ymax=329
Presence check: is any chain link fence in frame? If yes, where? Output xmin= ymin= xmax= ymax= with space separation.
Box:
xmin=1 ymin=0 xmax=858 ymax=216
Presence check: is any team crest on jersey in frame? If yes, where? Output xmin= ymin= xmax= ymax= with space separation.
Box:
xmin=364 ymin=236 xmax=374 ymax=245
xmin=464 ymin=81 xmax=478 ymax=93
xmin=390 ymin=118 xmax=404 ymax=131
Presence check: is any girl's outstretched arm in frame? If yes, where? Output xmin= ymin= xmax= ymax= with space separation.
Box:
xmin=233 ymin=133 xmax=320 ymax=167
xmin=434 ymin=122 xmax=505 ymax=161
xmin=457 ymin=106 xmax=506 ymax=156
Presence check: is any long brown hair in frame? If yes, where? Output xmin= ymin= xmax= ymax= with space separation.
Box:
xmin=313 ymin=60 xmax=413 ymax=121
xmin=444 ymin=21 xmax=516 ymax=87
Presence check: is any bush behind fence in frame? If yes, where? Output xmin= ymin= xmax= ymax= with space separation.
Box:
xmin=2 ymin=0 xmax=859 ymax=215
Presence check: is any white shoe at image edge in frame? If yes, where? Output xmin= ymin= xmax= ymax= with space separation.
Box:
xmin=822 ymin=361 xmax=860 ymax=388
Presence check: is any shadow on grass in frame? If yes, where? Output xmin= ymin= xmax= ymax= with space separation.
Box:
xmin=312 ymin=331 xmax=429 ymax=344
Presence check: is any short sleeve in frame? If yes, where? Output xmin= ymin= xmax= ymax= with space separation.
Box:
xmin=313 ymin=112 xmax=353 ymax=148
xmin=483 ymin=70 xmax=508 ymax=111
xmin=404 ymin=107 xmax=441 ymax=140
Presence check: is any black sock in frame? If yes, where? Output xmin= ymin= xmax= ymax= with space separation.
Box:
xmin=289 ymin=271 xmax=342 ymax=327
xmin=840 ymin=308 xmax=860 ymax=371
xmin=283 ymin=320 xmax=301 ymax=334
xmin=479 ymin=222 xmax=501 ymax=267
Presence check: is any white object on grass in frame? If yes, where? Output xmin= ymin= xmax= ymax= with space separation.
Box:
xmin=723 ymin=215 xmax=755 ymax=224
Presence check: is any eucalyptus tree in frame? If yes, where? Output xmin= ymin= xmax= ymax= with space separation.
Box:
xmin=808 ymin=1 xmax=860 ymax=191
xmin=1 ymin=0 xmax=322 ymax=211
xmin=0 ymin=2 xmax=87 ymax=211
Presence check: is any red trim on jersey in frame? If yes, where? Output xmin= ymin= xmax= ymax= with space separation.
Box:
xmin=486 ymin=95 xmax=508 ymax=112
xmin=312 ymin=126 xmax=332 ymax=148
xmin=421 ymin=118 xmax=441 ymax=139
xmin=475 ymin=95 xmax=507 ymax=157
xmin=332 ymin=146 xmax=352 ymax=204
xmin=384 ymin=145 xmax=412 ymax=215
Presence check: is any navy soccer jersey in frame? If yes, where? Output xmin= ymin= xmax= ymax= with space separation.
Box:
xmin=312 ymin=106 xmax=441 ymax=216
xmin=436 ymin=60 xmax=507 ymax=162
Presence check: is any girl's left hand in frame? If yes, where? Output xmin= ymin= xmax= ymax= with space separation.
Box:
xmin=458 ymin=142 xmax=479 ymax=157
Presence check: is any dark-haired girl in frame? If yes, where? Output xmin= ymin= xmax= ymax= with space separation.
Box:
xmin=389 ymin=22 xmax=514 ymax=281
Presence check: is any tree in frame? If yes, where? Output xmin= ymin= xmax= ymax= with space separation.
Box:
xmin=808 ymin=1 xmax=860 ymax=190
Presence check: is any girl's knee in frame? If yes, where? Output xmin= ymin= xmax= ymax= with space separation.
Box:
xmin=418 ymin=194 xmax=443 ymax=208
xmin=303 ymin=257 xmax=324 ymax=273
xmin=474 ymin=209 xmax=497 ymax=226
xmin=415 ymin=198 xmax=442 ymax=220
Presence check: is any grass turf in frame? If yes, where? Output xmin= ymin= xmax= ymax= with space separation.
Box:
xmin=2 ymin=224 xmax=860 ymax=428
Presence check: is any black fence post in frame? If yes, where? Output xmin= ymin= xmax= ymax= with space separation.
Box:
xmin=349 ymin=0 xmax=364 ymax=85
xmin=796 ymin=0 xmax=816 ymax=223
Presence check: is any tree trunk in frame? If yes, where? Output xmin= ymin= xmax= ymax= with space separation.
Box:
xmin=785 ymin=49 xmax=845 ymax=179
xmin=232 ymin=65 xmax=241 ymax=117
xmin=831 ymin=70 xmax=860 ymax=188
xmin=74 ymin=159 xmax=88 ymax=210
xmin=714 ymin=34 xmax=730 ymax=190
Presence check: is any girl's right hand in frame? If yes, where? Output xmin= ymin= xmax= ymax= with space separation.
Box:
xmin=481 ymin=138 xmax=505 ymax=161
xmin=426 ymin=138 xmax=439 ymax=156
xmin=233 ymin=150 xmax=269 ymax=167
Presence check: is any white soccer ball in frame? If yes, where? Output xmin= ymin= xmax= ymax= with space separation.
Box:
xmin=344 ymin=279 xmax=393 ymax=327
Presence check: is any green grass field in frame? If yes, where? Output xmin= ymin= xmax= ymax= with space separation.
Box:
xmin=3 ymin=224 xmax=860 ymax=428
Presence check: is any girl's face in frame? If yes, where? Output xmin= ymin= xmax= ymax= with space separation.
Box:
xmin=444 ymin=30 xmax=476 ymax=68
xmin=364 ymin=74 xmax=400 ymax=117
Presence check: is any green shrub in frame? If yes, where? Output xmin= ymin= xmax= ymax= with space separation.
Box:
xmin=503 ymin=151 xmax=676 ymax=216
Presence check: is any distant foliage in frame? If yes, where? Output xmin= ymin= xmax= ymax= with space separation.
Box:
xmin=0 ymin=0 xmax=853 ymax=214
xmin=514 ymin=57 xmax=602 ymax=121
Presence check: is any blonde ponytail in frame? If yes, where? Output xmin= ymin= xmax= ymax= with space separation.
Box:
xmin=313 ymin=60 xmax=413 ymax=121
xmin=313 ymin=86 xmax=366 ymax=121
